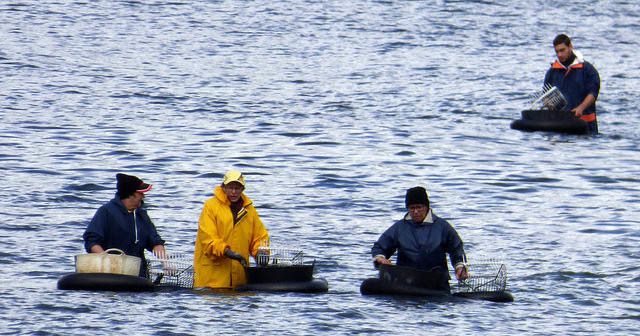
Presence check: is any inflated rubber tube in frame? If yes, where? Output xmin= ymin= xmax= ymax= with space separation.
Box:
xmin=360 ymin=278 xmax=514 ymax=302
xmin=236 ymin=278 xmax=329 ymax=293
xmin=360 ymin=278 xmax=449 ymax=297
xmin=510 ymin=109 xmax=589 ymax=135
xmin=57 ymin=273 xmax=154 ymax=292
xmin=453 ymin=291 xmax=514 ymax=303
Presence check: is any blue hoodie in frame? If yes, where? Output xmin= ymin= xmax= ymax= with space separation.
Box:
xmin=83 ymin=196 xmax=165 ymax=274
xmin=371 ymin=210 xmax=465 ymax=273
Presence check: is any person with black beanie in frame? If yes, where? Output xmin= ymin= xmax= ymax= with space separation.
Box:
xmin=83 ymin=173 xmax=166 ymax=277
xmin=371 ymin=186 xmax=468 ymax=291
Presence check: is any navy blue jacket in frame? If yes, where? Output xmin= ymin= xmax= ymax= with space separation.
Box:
xmin=372 ymin=211 xmax=465 ymax=273
xmin=83 ymin=196 xmax=165 ymax=261
xmin=544 ymin=53 xmax=600 ymax=133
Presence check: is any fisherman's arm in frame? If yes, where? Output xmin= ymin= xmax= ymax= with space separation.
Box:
xmin=83 ymin=207 xmax=107 ymax=253
xmin=572 ymin=93 xmax=597 ymax=117
xmin=574 ymin=63 xmax=600 ymax=117
xmin=444 ymin=223 xmax=469 ymax=280
xmin=372 ymin=224 xmax=398 ymax=266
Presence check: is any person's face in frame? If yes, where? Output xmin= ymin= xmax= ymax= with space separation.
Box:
xmin=223 ymin=182 xmax=244 ymax=203
xmin=554 ymin=42 xmax=573 ymax=63
xmin=408 ymin=204 xmax=428 ymax=223
xmin=126 ymin=191 xmax=145 ymax=210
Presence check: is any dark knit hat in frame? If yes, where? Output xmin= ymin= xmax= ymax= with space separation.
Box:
xmin=405 ymin=186 xmax=429 ymax=209
xmin=116 ymin=173 xmax=152 ymax=199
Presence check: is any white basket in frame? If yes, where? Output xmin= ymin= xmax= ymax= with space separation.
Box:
xmin=255 ymin=246 xmax=307 ymax=267
xmin=147 ymin=252 xmax=194 ymax=288
xmin=528 ymin=84 xmax=568 ymax=111
xmin=75 ymin=248 xmax=141 ymax=276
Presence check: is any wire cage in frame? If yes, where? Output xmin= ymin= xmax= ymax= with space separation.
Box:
xmin=451 ymin=257 xmax=509 ymax=294
xmin=254 ymin=246 xmax=310 ymax=267
xmin=146 ymin=252 xmax=195 ymax=289
xmin=528 ymin=84 xmax=568 ymax=112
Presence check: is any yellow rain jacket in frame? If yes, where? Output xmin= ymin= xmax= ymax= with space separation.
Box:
xmin=193 ymin=186 xmax=269 ymax=288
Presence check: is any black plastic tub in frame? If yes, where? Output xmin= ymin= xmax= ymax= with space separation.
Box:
xmin=360 ymin=278 xmax=449 ymax=297
xmin=360 ymin=264 xmax=450 ymax=296
xmin=245 ymin=265 xmax=314 ymax=284
xmin=377 ymin=264 xmax=449 ymax=290
xmin=510 ymin=109 xmax=588 ymax=135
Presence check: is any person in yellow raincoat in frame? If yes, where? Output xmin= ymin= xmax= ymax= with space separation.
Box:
xmin=193 ymin=170 xmax=269 ymax=289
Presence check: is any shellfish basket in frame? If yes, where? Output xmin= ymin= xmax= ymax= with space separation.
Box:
xmin=528 ymin=84 xmax=568 ymax=112
xmin=452 ymin=258 xmax=508 ymax=293
xmin=147 ymin=252 xmax=194 ymax=289
xmin=254 ymin=247 xmax=309 ymax=267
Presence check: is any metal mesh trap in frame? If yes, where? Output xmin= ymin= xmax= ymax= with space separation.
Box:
xmin=147 ymin=252 xmax=194 ymax=289
xmin=452 ymin=257 xmax=508 ymax=293
xmin=254 ymin=246 xmax=308 ymax=267
xmin=528 ymin=84 xmax=568 ymax=112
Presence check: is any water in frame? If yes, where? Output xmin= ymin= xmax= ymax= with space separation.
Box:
xmin=1 ymin=1 xmax=639 ymax=335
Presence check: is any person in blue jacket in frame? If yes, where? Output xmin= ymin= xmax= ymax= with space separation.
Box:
xmin=544 ymin=34 xmax=601 ymax=134
xmin=83 ymin=173 xmax=166 ymax=276
xmin=371 ymin=186 xmax=468 ymax=290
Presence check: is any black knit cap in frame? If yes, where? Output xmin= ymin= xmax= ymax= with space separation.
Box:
xmin=405 ymin=186 xmax=429 ymax=209
xmin=116 ymin=173 xmax=152 ymax=199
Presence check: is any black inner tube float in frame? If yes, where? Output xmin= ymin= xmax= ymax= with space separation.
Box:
xmin=236 ymin=264 xmax=329 ymax=293
xmin=360 ymin=264 xmax=514 ymax=303
xmin=510 ymin=109 xmax=588 ymax=135
xmin=57 ymin=273 xmax=154 ymax=292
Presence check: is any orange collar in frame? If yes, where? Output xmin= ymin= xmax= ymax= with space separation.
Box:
xmin=551 ymin=60 xmax=584 ymax=70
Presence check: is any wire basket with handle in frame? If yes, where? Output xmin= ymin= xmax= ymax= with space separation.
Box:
xmin=146 ymin=252 xmax=194 ymax=289
xmin=246 ymin=243 xmax=317 ymax=284
xmin=451 ymin=257 xmax=509 ymax=294
xmin=255 ymin=246 xmax=308 ymax=267
xmin=528 ymin=84 xmax=568 ymax=112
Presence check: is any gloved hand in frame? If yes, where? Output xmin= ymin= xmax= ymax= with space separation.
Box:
xmin=224 ymin=248 xmax=247 ymax=267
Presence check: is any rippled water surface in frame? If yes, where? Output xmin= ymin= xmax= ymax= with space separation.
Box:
xmin=1 ymin=1 xmax=639 ymax=335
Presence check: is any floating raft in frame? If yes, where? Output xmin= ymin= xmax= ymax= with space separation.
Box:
xmin=510 ymin=109 xmax=588 ymax=135
xmin=360 ymin=264 xmax=514 ymax=303
xmin=57 ymin=273 xmax=154 ymax=292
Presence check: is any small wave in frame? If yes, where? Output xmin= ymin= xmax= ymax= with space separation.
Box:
xmin=521 ymin=270 xmax=607 ymax=281
xmin=51 ymin=195 xmax=93 ymax=203
xmin=64 ymin=183 xmax=108 ymax=192
xmin=32 ymin=303 xmax=92 ymax=314
xmin=104 ymin=150 xmax=136 ymax=156
xmin=277 ymin=132 xmax=316 ymax=138
xmin=581 ymin=175 xmax=620 ymax=184
xmin=578 ymin=228 xmax=630 ymax=235
xmin=296 ymin=141 xmax=341 ymax=146
xmin=379 ymin=41 xmax=419 ymax=53
xmin=504 ymin=186 xmax=538 ymax=193
xmin=395 ymin=150 xmax=415 ymax=156
xmin=17 ymin=168 xmax=64 ymax=176
xmin=196 ymin=172 xmax=224 ymax=179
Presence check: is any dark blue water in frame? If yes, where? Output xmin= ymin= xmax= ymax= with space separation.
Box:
xmin=1 ymin=1 xmax=639 ymax=335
